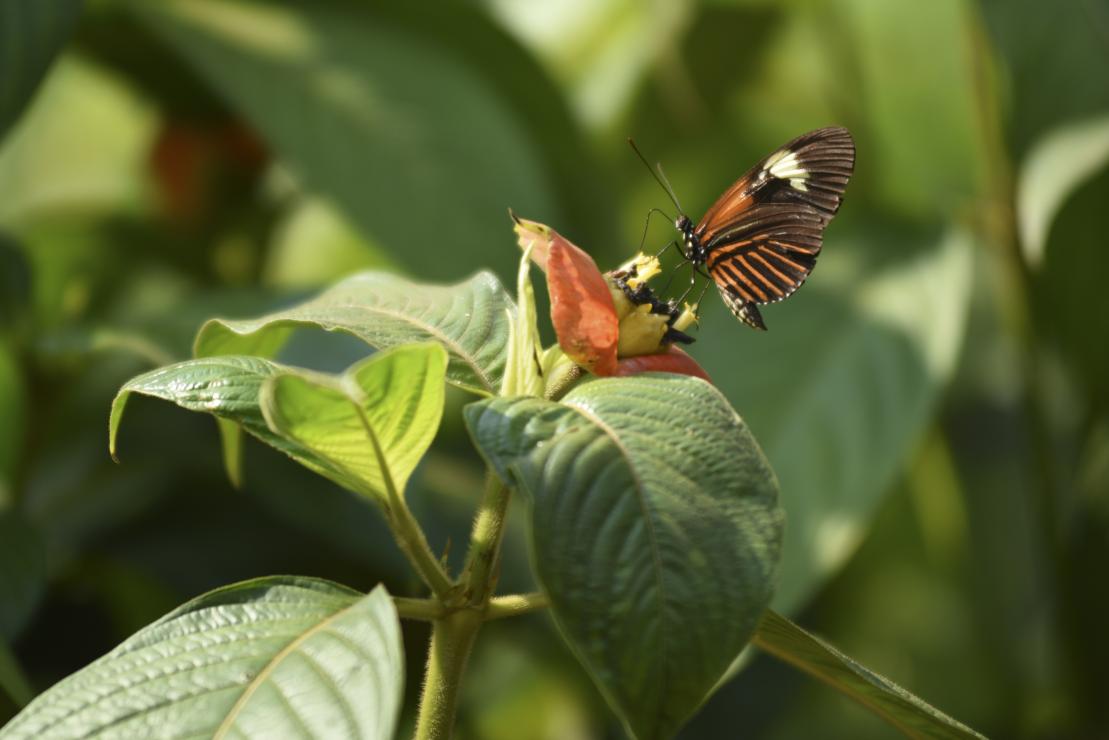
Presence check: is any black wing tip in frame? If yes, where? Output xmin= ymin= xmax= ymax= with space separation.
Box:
xmin=786 ymin=126 xmax=856 ymax=160
xmin=743 ymin=302 xmax=768 ymax=331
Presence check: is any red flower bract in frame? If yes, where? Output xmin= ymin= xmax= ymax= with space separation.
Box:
xmin=614 ymin=347 xmax=711 ymax=381
xmin=513 ymin=215 xmax=710 ymax=382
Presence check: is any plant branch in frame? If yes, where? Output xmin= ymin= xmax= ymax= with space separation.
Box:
xmin=413 ymin=610 xmax=483 ymax=740
xmin=394 ymin=597 xmax=446 ymax=622
xmin=353 ymin=404 xmax=454 ymax=601
xmin=461 ymin=471 xmax=513 ymax=605
xmin=486 ymin=592 xmax=549 ymax=620
xmin=413 ymin=470 xmax=515 ymax=739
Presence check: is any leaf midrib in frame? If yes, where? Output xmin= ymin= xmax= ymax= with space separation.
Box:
xmin=211 ymin=597 xmax=363 ymax=739
xmin=560 ymin=401 xmax=670 ymax=730
xmin=221 ymin=300 xmax=496 ymax=393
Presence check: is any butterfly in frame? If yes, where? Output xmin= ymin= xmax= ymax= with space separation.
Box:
xmin=636 ymin=127 xmax=855 ymax=330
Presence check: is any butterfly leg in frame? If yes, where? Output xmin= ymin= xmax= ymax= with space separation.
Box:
xmin=694 ymin=278 xmax=713 ymax=307
xmin=640 ymin=207 xmax=673 ymax=253
xmin=659 ymin=249 xmax=687 ymax=293
xmin=676 ymin=262 xmax=699 ymax=303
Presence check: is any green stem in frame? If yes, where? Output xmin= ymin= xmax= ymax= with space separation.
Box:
xmin=461 ymin=472 xmax=513 ymax=604
xmin=395 ymin=593 xmax=549 ymax=623
xmin=486 ymin=592 xmax=548 ymax=620
xmin=353 ymin=404 xmax=454 ymax=601
xmin=412 ymin=470 xmax=515 ymax=739
xmin=384 ymin=501 xmax=455 ymax=602
xmin=412 ymin=609 xmax=483 ymax=740
xmin=394 ymin=596 xmax=446 ymax=622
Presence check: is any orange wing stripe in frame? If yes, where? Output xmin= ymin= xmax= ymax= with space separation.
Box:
xmin=737 ymin=255 xmax=781 ymax=298
xmin=706 ymin=239 xmax=753 ymax=269
xmin=774 ymin=239 xmax=819 ymax=255
xmin=758 ymin=246 xmax=808 ymax=274
xmin=750 ymin=251 xmax=796 ymax=288
xmin=714 ymin=263 xmax=758 ymax=303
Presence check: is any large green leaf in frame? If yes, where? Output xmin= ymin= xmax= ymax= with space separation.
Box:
xmin=194 ymin=270 xmax=513 ymax=396
xmin=0 ymin=54 xmax=156 ymax=226
xmin=0 ymin=345 xmax=24 ymax=506
xmin=0 ymin=510 xmax=45 ymax=641
xmin=0 ymin=0 xmax=81 ymax=140
xmin=110 ymin=354 xmax=283 ymax=458
xmin=699 ymin=228 xmax=973 ymax=613
xmin=0 ymin=638 xmax=31 ymax=709
xmin=829 ymin=0 xmax=987 ymax=219
xmin=753 ymin=610 xmax=986 ymax=739
xmin=1035 ymin=167 xmax=1109 ymax=415
xmin=110 ymin=344 xmax=447 ymax=503
xmin=0 ymin=578 xmax=404 ymax=739
xmin=260 ymin=343 xmax=447 ymax=501
xmin=1017 ymin=114 xmax=1109 ymax=268
xmin=466 ymin=374 xmax=783 ymax=740
xmin=485 ymin=0 xmax=693 ymax=129
xmin=134 ymin=0 xmax=561 ymax=281
xmin=981 ymin=0 xmax=1109 ymax=156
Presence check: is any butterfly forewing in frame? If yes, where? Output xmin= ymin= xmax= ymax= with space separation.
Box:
xmin=697 ymin=126 xmax=854 ymax=329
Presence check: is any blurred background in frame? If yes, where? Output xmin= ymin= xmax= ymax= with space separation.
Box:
xmin=1 ymin=0 xmax=1107 ymax=737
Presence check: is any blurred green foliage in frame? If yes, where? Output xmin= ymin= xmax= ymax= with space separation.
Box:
xmin=0 ymin=0 xmax=1106 ymax=737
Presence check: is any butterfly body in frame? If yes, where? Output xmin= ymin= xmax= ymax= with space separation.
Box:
xmin=666 ymin=127 xmax=855 ymax=330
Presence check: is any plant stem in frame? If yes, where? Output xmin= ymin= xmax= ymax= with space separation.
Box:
xmin=395 ymin=593 xmax=549 ymax=623
xmin=412 ymin=609 xmax=483 ymax=740
xmin=412 ymin=471 xmax=514 ymax=739
xmin=353 ymin=404 xmax=454 ymax=600
xmin=384 ymin=501 xmax=455 ymax=602
xmin=394 ymin=597 xmax=446 ymax=622
xmin=486 ymin=592 xmax=548 ymax=620
xmin=461 ymin=472 xmax=513 ymax=604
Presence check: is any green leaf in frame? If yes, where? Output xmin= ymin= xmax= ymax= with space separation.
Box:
xmin=133 ymin=0 xmax=562 ymax=281
xmin=0 ymin=638 xmax=31 ymax=708
xmin=0 ymin=55 xmax=156 ymax=225
xmin=829 ymin=0 xmax=987 ymax=219
xmin=110 ymin=345 xmax=447 ymax=503
xmin=753 ymin=610 xmax=986 ymax=739
xmin=1035 ymin=167 xmax=1109 ymax=415
xmin=699 ymin=228 xmax=973 ymax=613
xmin=1017 ymin=113 xmax=1109 ymax=268
xmin=194 ymin=270 xmax=513 ymax=396
xmin=981 ymin=0 xmax=1109 ymax=155
xmin=486 ymin=0 xmax=692 ymax=129
xmin=0 ymin=510 xmax=46 ymax=641
xmin=261 ymin=343 xmax=447 ymax=503
xmin=0 ymin=0 xmax=81 ymax=140
xmin=109 ymin=355 xmax=284 ymax=462
xmin=500 ymin=246 xmax=543 ymax=397
xmin=263 ymin=198 xmax=399 ymax=289
xmin=0 ymin=344 xmax=25 ymax=506
xmin=465 ymin=375 xmax=783 ymax=740
xmin=0 ymin=578 xmax=404 ymax=739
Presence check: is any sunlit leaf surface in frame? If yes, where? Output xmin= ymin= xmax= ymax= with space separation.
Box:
xmin=110 ymin=344 xmax=446 ymax=503
xmin=0 ymin=579 xmax=404 ymax=739
xmin=1017 ymin=114 xmax=1109 ymax=267
xmin=700 ymin=229 xmax=973 ymax=612
xmin=754 ymin=610 xmax=986 ymax=739
xmin=136 ymin=0 xmax=562 ymax=281
xmin=195 ymin=271 xmax=512 ymax=397
xmin=467 ymin=374 xmax=782 ymax=739
xmin=0 ymin=0 xmax=81 ymax=140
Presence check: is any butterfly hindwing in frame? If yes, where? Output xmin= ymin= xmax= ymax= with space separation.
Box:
xmin=717 ymin=285 xmax=766 ymax=331
xmin=704 ymin=203 xmax=823 ymax=305
xmin=694 ymin=127 xmax=855 ymax=329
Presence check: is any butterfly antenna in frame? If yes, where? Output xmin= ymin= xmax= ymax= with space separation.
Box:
xmin=628 ymin=138 xmax=684 ymax=216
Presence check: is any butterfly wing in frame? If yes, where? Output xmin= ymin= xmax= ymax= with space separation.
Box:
xmin=698 ymin=127 xmax=855 ymax=329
